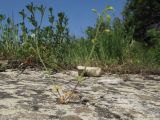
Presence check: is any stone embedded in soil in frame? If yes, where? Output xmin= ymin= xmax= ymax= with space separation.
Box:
xmin=56 ymin=109 xmax=67 ymax=116
xmin=75 ymin=107 xmax=92 ymax=113
xmin=95 ymin=106 xmax=121 ymax=119
xmin=60 ymin=115 xmax=83 ymax=120
xmin=77 ymin=66 xmax=102 ymax=77
xmin=0 ymin=92 xmax=16 ymax=99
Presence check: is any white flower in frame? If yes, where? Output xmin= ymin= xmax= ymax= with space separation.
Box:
xmin=31 ymin=33 xmax=35 ymax=38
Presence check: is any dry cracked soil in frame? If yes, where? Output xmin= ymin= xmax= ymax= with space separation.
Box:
xmin=0 ymin=69 xmax=160 ymax=120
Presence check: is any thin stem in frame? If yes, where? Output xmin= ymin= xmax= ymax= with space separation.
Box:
xmin=65 ymin=81 xmax=80 ymax=101
xmin=35 ymin=40 xmax=48 ymax=71
xmin=34 ymin=11 xmax=48 ymax=72
xmin=56 ymin=89 xmax=62 ymax=98
xmin=80 ymin=16 xmax=102 ymax=76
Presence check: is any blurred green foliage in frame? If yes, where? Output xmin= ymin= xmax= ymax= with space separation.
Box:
xmin=0 ymin=2 xmax=159 ymax=72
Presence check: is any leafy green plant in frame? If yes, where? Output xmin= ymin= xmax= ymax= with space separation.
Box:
xmin=17 ymin=3 xmax=70 ymax=69
xmin=0 ymin=16 xmax=19 ymax=59
xmin=147 ymin=28 xmax=160 ymax=65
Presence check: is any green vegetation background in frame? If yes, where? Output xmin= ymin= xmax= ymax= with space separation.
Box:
xmin=0 ymin=0 xmax=160 ymax=73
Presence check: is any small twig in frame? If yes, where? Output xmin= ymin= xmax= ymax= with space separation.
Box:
xmin=56 ymin=89 xmax=62 ymax=98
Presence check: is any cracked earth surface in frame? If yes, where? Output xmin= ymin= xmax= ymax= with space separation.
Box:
xmin=0 ymin=69 xmax=160 ymax=120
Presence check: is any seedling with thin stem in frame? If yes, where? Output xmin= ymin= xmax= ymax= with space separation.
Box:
xmin=52 ymin=6 xmax=114 ymax=104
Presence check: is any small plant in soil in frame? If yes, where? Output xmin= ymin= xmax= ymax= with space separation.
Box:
xmin=52 ymin=6 xmax=113 ymax=104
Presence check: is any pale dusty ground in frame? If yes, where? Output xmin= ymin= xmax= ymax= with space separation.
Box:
xmin=0 ymin=69 xmax=160 ymax=120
